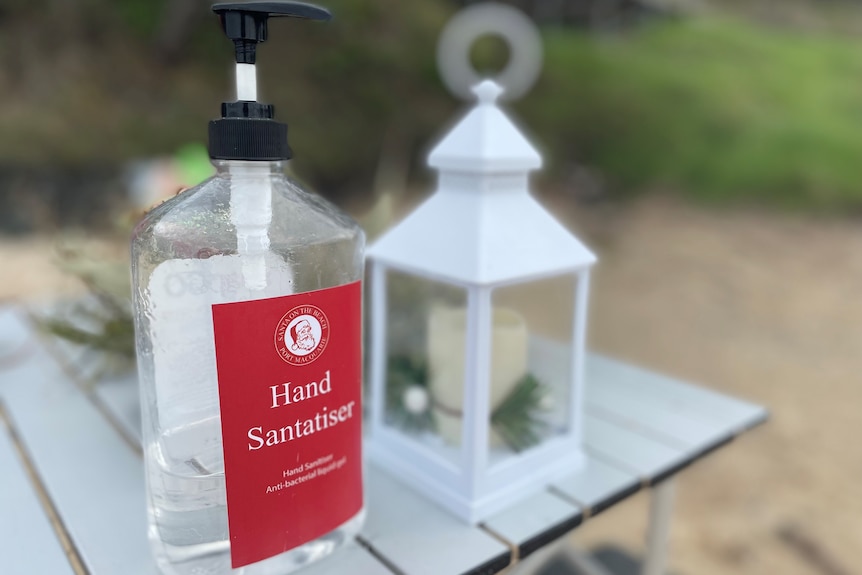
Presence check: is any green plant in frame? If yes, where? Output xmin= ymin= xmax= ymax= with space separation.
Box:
xmin=32 ymin=243 xmax=135 ymax=379
xmin=521 ymin=17 xmax=862 ymax=209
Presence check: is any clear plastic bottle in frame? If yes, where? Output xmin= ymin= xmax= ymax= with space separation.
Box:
xmin=131 ymin=161 xmax=365 ymax=575
xmin=131 ymin=3 xmax=365 ymax=574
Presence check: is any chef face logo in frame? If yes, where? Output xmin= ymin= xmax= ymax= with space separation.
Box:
xmin=274 ymin=305 xmax=330 ymax=366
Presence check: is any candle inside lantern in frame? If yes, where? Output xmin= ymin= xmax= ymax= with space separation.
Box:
xmin=427 ymin=306 xmax=528 ymax=445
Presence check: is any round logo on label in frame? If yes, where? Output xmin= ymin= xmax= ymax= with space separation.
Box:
xmin=274 ymin=305 xmax=330 ymax=366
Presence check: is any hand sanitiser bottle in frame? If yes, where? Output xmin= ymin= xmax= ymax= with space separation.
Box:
xmin=130 ymin=3 xmax=365 ymax=574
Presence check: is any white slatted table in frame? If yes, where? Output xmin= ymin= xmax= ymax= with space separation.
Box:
xmin=0 ymin=306 xmax=766 ymax=575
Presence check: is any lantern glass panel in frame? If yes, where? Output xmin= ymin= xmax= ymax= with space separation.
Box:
xmin=383 ymin=269 xmax=467 ymax=459
xmin=488 ymin=274 xmax=577 ymax=456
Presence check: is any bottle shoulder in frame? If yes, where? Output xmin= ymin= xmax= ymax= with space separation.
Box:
xmin=132 ymin=173 xmax=364 ymax=256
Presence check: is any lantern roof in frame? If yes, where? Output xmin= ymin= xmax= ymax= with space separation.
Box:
xmin=368 ymin=80 xmax=596 ymax=286
xmin=428 ymin=80 xmax=542 ymax=173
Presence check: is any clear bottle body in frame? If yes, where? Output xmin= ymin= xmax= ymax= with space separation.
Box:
xmin=131 ymin=161 xmax=365 ymax=575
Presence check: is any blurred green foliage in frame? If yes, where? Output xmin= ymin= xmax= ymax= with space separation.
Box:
xmin=0 ymin=0 xmax=457 ymax=204
xmin=522 ymin=17 xmax=862 ymax=209
xmin=3 ymin=2 xmax=862 ymax=208
xmin=114 ymin=0 xmax=168 ymax=39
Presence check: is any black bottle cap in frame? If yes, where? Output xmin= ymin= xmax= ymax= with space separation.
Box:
xmin=207 ymin=2 xmax=332 ymax=161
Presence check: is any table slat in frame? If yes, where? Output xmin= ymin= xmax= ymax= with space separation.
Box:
xmin=0 ymin=312 xmax=159 ymax=575
xmin=296 ymin=540 xmax=394 ymax=575
xmin=361 ymin=464 xmax=511 ymax=575
xmin=93 ymin=371 xmax=143 ymax=445
xmin=586 ymin=381 xmax=727 ymax=449
xmin=0 ymin=416 xmax=75 ymax=575
xmin=482 ymin=490 xmax=582 ymax=559
xmin=550 ymin=454 xmax=641 ymax=517
xmin=583 ymin=414 xmax=686 ymax=480
xmin=588 ymin=355 xmax=767 ymax=432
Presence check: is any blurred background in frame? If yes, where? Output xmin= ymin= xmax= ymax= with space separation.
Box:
xmin=1 ymin=0 xmax=860 ymax=573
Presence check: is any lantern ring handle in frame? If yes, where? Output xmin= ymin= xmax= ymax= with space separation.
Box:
xmin=437 ymin=2 xmax=543 ymax=102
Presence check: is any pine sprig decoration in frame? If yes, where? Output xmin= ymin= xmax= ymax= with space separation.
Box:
xmin=32 ymin=241 xmax=136 ymax=378
xmin=36 ymin=306 xmax=135 ymax=361
xmin=386 ymin=354 xmax=549 ymax=452
xmin=490 ymin=374 xmax=548 ymax=453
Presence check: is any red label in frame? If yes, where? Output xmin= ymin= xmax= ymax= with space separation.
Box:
xmin=211 ymin=281 xmax=363 ymax=568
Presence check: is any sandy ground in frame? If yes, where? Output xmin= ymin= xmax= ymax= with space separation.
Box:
xmin=1 ymin=195 xmax=859 ymax=574
xmin=0 ymin=237 xmax=87 ymax=303
xmin=552 ymin=195 xmax=862 ymax=575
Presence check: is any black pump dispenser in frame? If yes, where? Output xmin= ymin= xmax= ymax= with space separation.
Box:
xmin=208 ymin=1 xmax=332 ymax=162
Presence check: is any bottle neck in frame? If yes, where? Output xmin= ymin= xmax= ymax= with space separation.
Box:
xmin=213 ymin=159 xmax=285 ymax=177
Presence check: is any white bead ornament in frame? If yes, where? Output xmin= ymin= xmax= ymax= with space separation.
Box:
xmin=403 ymin=385 xmax=431 ymax=415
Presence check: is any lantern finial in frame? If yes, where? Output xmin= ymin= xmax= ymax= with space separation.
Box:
xmin=473 ymin=80 xmax=504 ymax=105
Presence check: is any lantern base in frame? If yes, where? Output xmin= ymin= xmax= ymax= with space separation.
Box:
xmin=366 ymin=434 xmax=586 ymax=525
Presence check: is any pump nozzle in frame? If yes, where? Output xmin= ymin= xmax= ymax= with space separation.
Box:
xmin=213 ymin=2 xmax=331 ymax=102
xmin=213 ymin=2 xmax=331 ymax=65
xmin=208 ymin=1 xmax=331 ymax=162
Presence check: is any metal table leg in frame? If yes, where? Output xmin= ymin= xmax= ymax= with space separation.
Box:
xmin=641 ymin=479 xmax=676 ymax=575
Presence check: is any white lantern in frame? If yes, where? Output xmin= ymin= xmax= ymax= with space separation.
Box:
xmin=366 ymin=80 xmax=597 ymax=523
